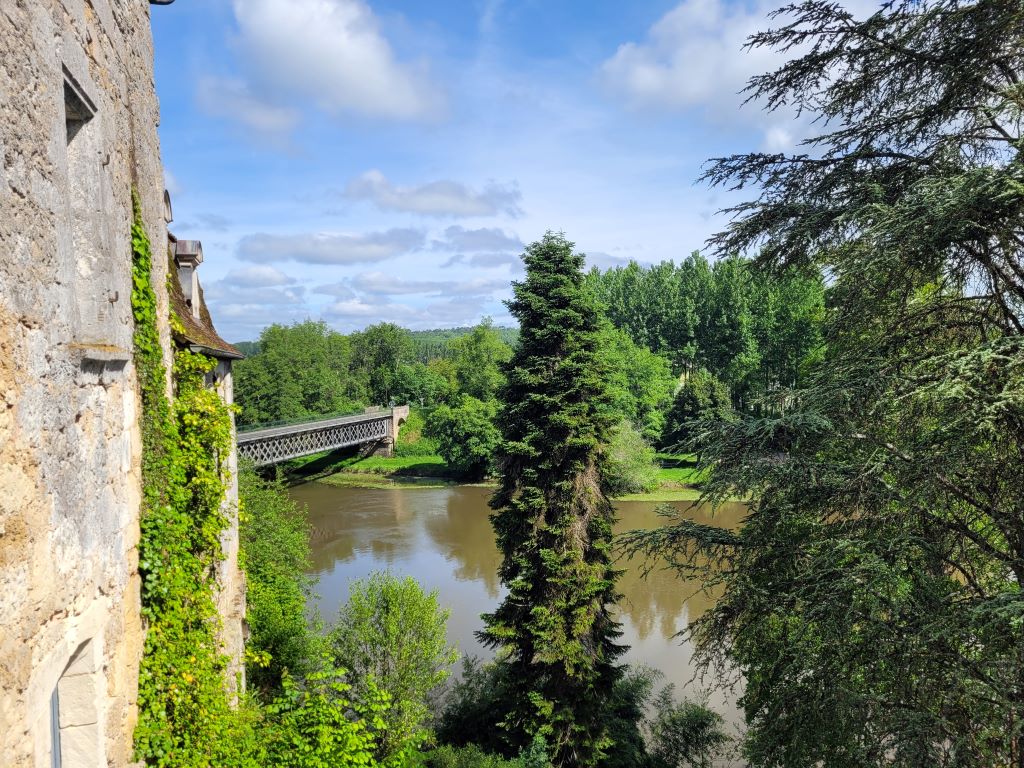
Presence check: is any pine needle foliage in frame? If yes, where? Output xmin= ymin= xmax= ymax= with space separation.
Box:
xmin=480 ymin=232 xmax=626 ymax=767
xmin=624 ymin=1 xmax=1024 ymax=765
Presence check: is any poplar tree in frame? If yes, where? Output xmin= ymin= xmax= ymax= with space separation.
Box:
xmin=480 ymin=232 xmax=625 ymax=767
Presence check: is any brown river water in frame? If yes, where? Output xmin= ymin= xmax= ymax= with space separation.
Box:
xmin=291 ymin=481 xmax=747 ymax=750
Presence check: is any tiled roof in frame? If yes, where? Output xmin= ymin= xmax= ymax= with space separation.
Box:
xmin=167 ymin=248 xmax=243 ymax=360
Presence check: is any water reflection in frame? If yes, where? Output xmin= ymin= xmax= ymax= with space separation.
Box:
xmin=291 ymin=481 xmax=747 ymax=737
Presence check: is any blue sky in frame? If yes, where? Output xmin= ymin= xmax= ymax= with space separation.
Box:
xmin=151 ymin=0 xmax=818 ymax=341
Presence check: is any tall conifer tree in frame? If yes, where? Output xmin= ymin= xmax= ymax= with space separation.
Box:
xmin=480 ymin=232 xmax=625 ymax=767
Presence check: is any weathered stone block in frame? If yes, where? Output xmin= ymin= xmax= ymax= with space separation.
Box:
xmin=57 ymin=674 xmax=98 ymax=727
xmin=60 ymin=722 xmax=102 ymax=768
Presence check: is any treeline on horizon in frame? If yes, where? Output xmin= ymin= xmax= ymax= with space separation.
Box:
xmin=232 ymin=251 xmax=824 ymax=448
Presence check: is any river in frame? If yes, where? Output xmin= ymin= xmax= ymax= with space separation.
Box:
xmin=292 ymin=481 xmax=745 ymax=748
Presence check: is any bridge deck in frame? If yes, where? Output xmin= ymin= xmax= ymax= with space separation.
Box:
xmin=237 ymin=411 xmax=388 ymax=444
xmin=236 ymin=406 xmax=407 ymax=466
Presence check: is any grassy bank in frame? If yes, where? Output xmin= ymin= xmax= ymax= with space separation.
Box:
xmin=285 ymin=448 xmax=705 ymax=501
xmin=277 ymin=411 xmax=708 ymax=500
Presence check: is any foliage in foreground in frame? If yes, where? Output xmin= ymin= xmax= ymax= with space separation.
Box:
xmin=481 ymin=233 xmax=626 ymax=766
xmin=239 ymin=464 xmax=323 ymax=693
xmin=260 ymin=664 xmax=394 ymax=768
xmin=331 ymin=572 xmax=459 ymax=761
xmin=624 ymin=1 xmax=1024 ymax=764
xmin=437 ymin=658 xmax=728 ymax=768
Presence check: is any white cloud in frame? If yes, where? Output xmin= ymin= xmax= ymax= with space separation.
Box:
xmin=236 ymin=228 xmax=424 ymax=264
xmin=323 ymin=298 xmax=397 ymax=319
xmin=600 ymin=0 xmax=879 ymax=151
xmin=197 ymin=76 xmax=299 ymax=135
xmin=441 ymin=252 xmax=521 ymax=270
xmin=431 ymin=225 xmax=523 ymax=253
xmin=351 ymin=271 xmax=509 ymax=296
xmin=230 ymin=0 xmax=444 ymax=122
xmin=344 ymin=170 xmax=522 ymax=217
xmin=600 ymin=0 xmax=788 ymax=114
xmin=312 ymin=281 xmax=357 ymax=299
xmin=224 ymin=265 xmax=297 ymax=288
xmin=324 ymin=295 xmax=488 ymax=330
xmin=204 ymin=281 xmax=306 ymax=306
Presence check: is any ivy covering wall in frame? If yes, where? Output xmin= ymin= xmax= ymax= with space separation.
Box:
xmin=129 ymin=195 xmax=242 ymax=766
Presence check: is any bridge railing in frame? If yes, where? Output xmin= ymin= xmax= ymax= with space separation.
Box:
xmin=236 ymin=406 xmax=387 ymax=435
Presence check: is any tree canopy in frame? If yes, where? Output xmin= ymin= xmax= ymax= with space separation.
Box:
xmin=624 ymin=1 xmax=1024 ymax=764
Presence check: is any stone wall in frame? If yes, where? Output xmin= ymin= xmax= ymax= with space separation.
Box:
xmin=213 ymin=359 xmax=246 ymax=693
xmin=1 ymin=1 xmax=180 ymax=765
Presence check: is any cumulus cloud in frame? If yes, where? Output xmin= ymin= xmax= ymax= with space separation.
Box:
xmin=311 ymin=281 xmax=357 ymax=299
xmin=350 ymin=271 xmax=509 ymax=296
xmin=204 ymin=281 xmax=306 ymax=306
xmin=325 ymin=295 xmax=488 ymax=329
xmin=209 ymin=302 xmax=310 ymax=341
xmin=441 ymin=252 xmax=522 ymax=270
xmin=601 ymin=0 xmax=780 ymax=112
xmin=431 ymin=225 xmax=523 ymax=253
xmin=344 ymin=170 xmax=522 ymax=217
xmin=236 ymin=228 xmax=424 ymax=264
xmin=229 ymin=0 xmax=444 ymax=122
xmin=224 ymin=265 xmax=297 ymax=288
xmin=600 ymin=0 xmax=879 ymax=150
xmin=197 ymin=76 xmax=299 ymax=135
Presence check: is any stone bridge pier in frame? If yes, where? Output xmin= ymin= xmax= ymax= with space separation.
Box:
xmin=370 ymin=404 xmax=409 ymax=457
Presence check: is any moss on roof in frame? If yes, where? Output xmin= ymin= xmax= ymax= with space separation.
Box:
xmin=167 ymin=249 xmax=243 ymax=360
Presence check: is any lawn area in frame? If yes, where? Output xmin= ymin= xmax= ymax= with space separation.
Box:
xmin=653 ymin=452 xmax=707 ymax=487
xmin=282 ymin=437 xmax=709 ymax=500
xmin=319 ymin=472 xmax=455 ymax=490
xmin=310 ymin=450 xmax=708 ymax=501
xmin=331 ymin=453 xmax=451 ymax=477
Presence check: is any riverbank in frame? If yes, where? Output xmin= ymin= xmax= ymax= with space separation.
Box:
xmin=282 ymin=449 xmax=706 ymax=501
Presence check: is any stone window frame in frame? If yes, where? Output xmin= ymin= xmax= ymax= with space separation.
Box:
xmin=60 ymin=59 xmax=130 ymax=364
xmin=44 ymin=637 xmax=106 ymax=768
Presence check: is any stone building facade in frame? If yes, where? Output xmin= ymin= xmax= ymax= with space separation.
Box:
xmin=0 ymin=2 xmax=243 ymax=765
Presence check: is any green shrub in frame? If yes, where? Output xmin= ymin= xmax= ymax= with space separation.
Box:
xmin=661 ymin=370 xmax=732 ymax=451
xmin=331 ymin=572 xmax=458 ymax=761
xmin=239 ymin=464 xmax=325 ymax=693
xmin=394 ymin=408 xmax=440 ymax=457
xmin=262 ymin=663 xmax=390 ymax=768
xmin=423 ymin=396 xmax=500 ymax=480
xmin=603 ymin=420 xmax=660 ymax=495
xmin=647 ymin=687 xmax=729 ymax=768
xmin=427 ymin=744 xmax=523 ymax=768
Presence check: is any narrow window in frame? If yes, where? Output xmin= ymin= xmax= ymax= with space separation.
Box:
xmin=62 ymin=65 xmax=127 ymax=355
xmin=51 ymin=639 xmax=104 ymax=767
xmin=63 ymin=66 xmax=96 ymax=143
xmin=49 ymin=688 xmax=61 ymax=768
